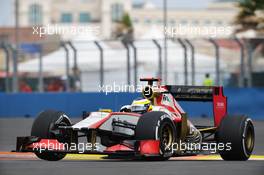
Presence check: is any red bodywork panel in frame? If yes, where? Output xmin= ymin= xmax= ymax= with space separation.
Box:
xmin=213 ymin=87 xmax=227 ymax=127
xmin=105 ymin=140 xmax=160 ymax=156
xmin=105 ymin=144 xmax=134 ymax=152
xmin=154 ymin=86 xmax=184 ymax=123
xmin=139 ymin=140 xmax=160 ymax=155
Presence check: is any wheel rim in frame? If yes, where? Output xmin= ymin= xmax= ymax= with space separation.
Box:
xmin=245 ymin=124 xmax=254 ymax=152
xmin=161 ymin=124 xmax=174 ymax=150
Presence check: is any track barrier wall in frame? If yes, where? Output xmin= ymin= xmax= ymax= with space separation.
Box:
xmin=0 ymin=88 xmax=263 ymax=120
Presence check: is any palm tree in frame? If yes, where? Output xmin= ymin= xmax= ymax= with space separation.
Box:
xmin=234 ymin=0 xmax=264 ymax=34
xmin=112 ymin=13 xmax=134 ymax=42
xmin=234 ymin=0 xmax=264 ymax=87
xmin=121 ymin=13 xmax=133 ymax=29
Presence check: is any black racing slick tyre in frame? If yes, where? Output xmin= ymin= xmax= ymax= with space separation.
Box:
xmin=31 ymin=110 xmax=72 ymax=161
xmin=217 ymin=115 xmax=254 ymax=161
xmin=135 ymin=111 xmax=176 ymax=161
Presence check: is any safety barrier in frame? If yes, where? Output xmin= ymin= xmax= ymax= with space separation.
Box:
xmin=1 ymin=38 xmax=260 ymax=93
xmin=0 ymin=88 xmax=263 ymax=119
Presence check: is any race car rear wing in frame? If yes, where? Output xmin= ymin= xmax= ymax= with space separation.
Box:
xmin=165 ymin=85 xmax=227 ymax=127
xmin=165 ymin=85 xmax=215 ymax=102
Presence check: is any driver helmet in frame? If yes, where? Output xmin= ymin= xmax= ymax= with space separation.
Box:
xmin=131 ymin=98 xmax=153 ymax=114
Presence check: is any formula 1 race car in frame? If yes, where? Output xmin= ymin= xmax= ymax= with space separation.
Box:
xmin=16 ymin=78 xmax=255 ymax=161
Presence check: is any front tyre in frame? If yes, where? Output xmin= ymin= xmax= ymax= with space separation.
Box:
xmin=135 ymin=111 xmax=176 ymax=160
xmin=31 ymin=110 xmax=72 ymax=161
xmin=217 ymin=115 xmax=254 ymax=161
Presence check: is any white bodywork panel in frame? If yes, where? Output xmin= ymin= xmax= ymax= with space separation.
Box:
xmin=72 ymin=112 xmax=109 ymax=129
xmin=99 ymin=114 xmax=139 ymax=136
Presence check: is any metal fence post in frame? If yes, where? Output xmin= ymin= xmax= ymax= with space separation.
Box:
xmin=163 ymin=0 xmax=168 ymax=84
xmin=94 ymin=41 xmax=104 ymax=87
xmin=152 ymin=39 xmax=162 ymax=79
xmin=177 ymin=39 xmax=188 ymax=85
xmin=246 ymin=39 xmax=253 ymax=87
xmin=13 ymin=49 xmax=18 ymax=92
xmin=185 ymin=39 xmax=195 ymax=85
xmin=1 ymin=43 xmax=10 ymax=92
xmin=234 ymin=38 xmax=245 ymax=87
xmin=6 ymin=44 xmax=18 ymax=92
xmin=130 ymin=42 xmax=137 ymax=88
xmin=208 ymin=39 xmax=220 ymax=86
xmin=38 ymin=45 xmax=44 ymax=92
xmin=68 ymin=41 xmax=78 ymax=91
xmin=61 ymin=42 xmax=70 ymax=92
xmin=122 ymin=41 xmax=131 ymax=86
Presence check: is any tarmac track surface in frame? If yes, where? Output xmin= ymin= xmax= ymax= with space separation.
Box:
xmin=0 ymin=118 xmax=263 ymax=175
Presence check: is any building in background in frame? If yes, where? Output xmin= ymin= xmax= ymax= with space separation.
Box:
xmin=131 ymin=1 xmax=238 ymax=38
xmin=0 ymin=0 xmax=238 ymax=39
xmin=0 ymin=0 xmax=131 ymax=39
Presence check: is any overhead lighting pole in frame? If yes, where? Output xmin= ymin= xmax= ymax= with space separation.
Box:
xmin=163 ymin=0 xmax=168 ymax=83
xmin=13 ymin=0 xmax=19 ymax=92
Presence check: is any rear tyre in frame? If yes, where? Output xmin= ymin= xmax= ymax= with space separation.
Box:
xmin=135 ymin=111 xmax=176 ymax=161
xmin=31 ymin=110 xmax=72 ymax=161
xmin=217 ymin=115 xmax=254 ymax=161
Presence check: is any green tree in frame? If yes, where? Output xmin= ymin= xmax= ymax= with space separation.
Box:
xmin=113 ymin=13 xmax=134 ymax=42
xmin=121 ymin=13 xmax=133 ymax=29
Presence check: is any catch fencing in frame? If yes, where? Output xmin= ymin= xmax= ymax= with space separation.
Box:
xmin=0 ymin=38 xmax=261 ymax=92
